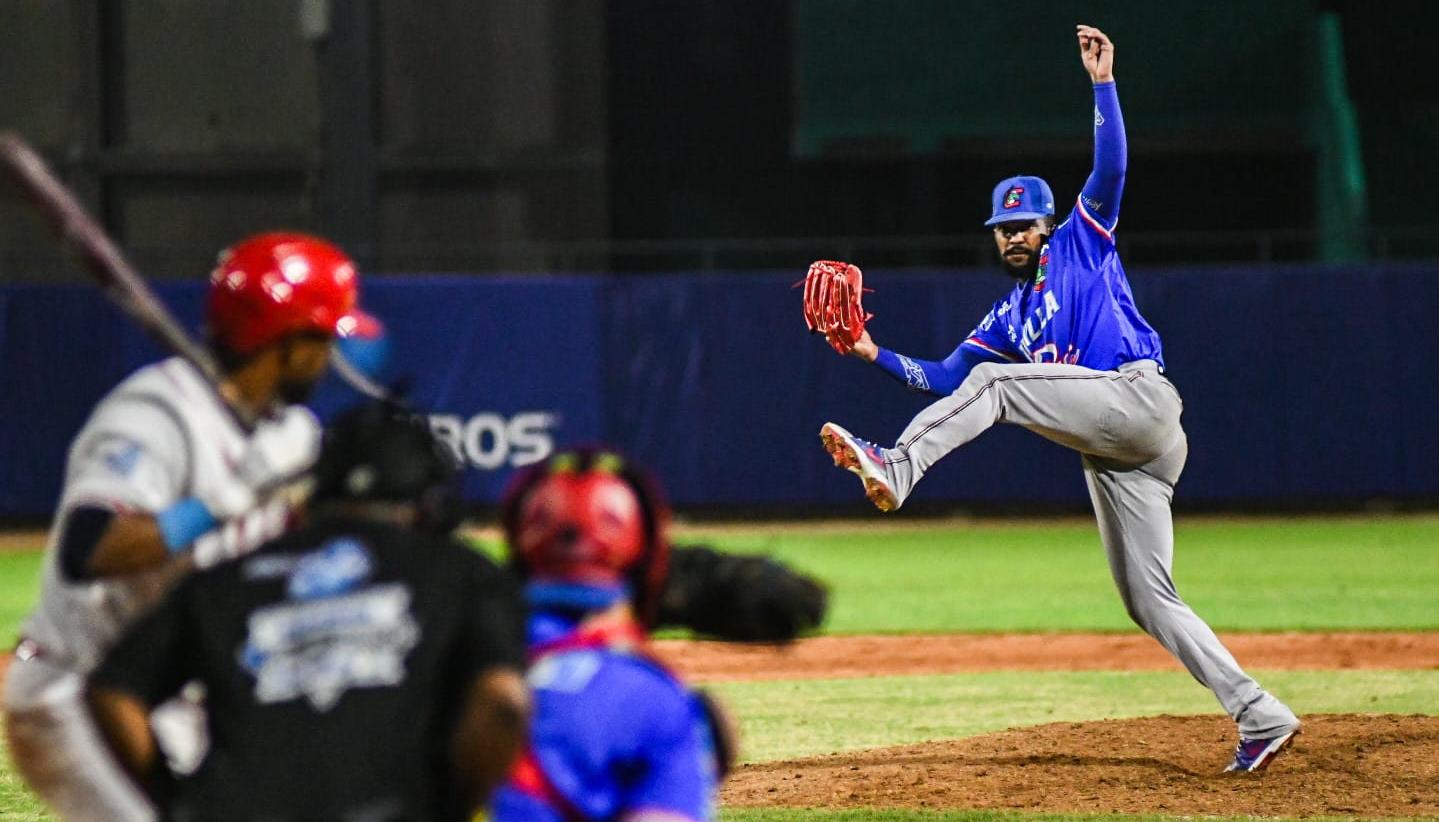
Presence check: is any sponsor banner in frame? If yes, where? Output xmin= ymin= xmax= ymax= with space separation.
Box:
xmin=1 ymin=264 xmax=1437 ymax=515
xmin=329 ymin=276 xmax=604 ymax=502
xmin=0 ymin=276 xmax=604 ymax=513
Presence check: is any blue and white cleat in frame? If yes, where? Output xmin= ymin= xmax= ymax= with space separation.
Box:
xmin=819 ymin=422 xmax=898 ymax=512
xmin=1224 ymin=726 xmax=1299 ymax=773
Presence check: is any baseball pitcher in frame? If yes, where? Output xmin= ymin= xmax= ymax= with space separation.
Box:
xmin=808 ymin=25 xmax=1300 ymax=773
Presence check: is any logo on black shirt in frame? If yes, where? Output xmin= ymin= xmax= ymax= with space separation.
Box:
xmin=238 ymin=539 xmax=420 ymax=711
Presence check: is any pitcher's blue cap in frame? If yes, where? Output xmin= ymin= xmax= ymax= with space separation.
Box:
xmin=984 ymin=175 xmax=1055 ymax=226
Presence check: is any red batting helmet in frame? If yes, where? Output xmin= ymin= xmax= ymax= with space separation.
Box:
xmin=207 ymin=232 xmax=370 ymax=357
xmin=501 ymin=450 xmax=671 ymax=626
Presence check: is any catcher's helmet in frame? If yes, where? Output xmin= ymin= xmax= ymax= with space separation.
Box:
xmin=311 ymin=401 xmax=464 ymax=532
xmin=501 ymin=450 xmax=671 ymax=626
xmin=207 ymin=232 xmax=373 ymax=357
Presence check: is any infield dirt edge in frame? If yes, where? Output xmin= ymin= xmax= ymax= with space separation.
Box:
xmin=720 ymin=713 xmax=1439 ymax=817
xmin=656 ymin=632 xmax=1439 ymax=683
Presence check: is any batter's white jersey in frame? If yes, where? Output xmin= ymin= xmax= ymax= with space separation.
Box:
xmin=11 ymin=356 xmax=318 ymax=702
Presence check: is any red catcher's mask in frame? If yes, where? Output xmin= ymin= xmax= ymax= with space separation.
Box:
xmin=516 ymin=471 xmax=647 ymax=588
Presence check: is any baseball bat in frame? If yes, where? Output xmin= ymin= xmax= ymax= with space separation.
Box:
xmin=0 ymin=132 xmax=256 ymax=417
xmin=1 ymin=132 xmax=396 ymax=416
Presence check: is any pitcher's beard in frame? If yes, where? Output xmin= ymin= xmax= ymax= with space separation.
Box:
xmin=1000 ymin=250 xmax=1039 ymax=281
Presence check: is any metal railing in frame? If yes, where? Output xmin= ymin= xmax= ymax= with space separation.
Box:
xmin=2 ymin=226 xmax=1435 ymax=282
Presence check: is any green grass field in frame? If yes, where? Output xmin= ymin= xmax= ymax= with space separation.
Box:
xmin=0 ymin=552 xmax=41 ymax=647
xmin=1 ymin=515 xmax=1436 ymax=820
xmin=681 ymin=516 xmax=1439 ymax=634
xmin=717 ymin=668 xmax=1438 ymax=763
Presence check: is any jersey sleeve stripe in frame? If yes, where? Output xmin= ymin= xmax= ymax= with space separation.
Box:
xmin=962 ymin=337 xmax=1021 ymax=362
xmin=1074 ymin=196 xmax=1115 ymax=240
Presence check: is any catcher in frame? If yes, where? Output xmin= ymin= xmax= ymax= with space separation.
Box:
xmin=490 ymin=448 xmax=736 ymax=822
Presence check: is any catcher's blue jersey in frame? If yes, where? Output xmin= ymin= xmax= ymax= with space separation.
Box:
xmin=963 ymin=208 xmax=1164 ymax=370
xmin=490 ymin=613 xmax=719 ymax=822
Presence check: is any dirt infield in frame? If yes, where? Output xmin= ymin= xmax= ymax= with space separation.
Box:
xmin=5 ymin=632 xmax=1433 ymax=816
xmin=655 ymin=632 xmax=1439 ymax=682
xmin=668 ymin=633 xmax=1439 ymax=816
xmin=0 ymin=530 xmax=45 ymax=553
xmin=721 ymin=713 xmax=1439 ymax=816
xmin=10 ymin=632 xmax=1429 ymax=689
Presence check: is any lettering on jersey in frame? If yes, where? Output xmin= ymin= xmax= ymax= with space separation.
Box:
xmin=239 ymin=582 xmax=419 ymax=712
xmin=1029 ymin=343 xmax=1082 ymax=365
xmin=429 ymin=412 xmax=559 ymax=471
xmin=1081 ymin=194 xmax=1104 ymax=213
xmin=193 ymin=496 xmax=292 ymax=569
xmin=897 ymin=354 xmax=930 ymax=391
xmin=978 ymin=309 xmax=998 ymax=332
xmin=529 ymin=650 xmax=603 ymax=694
xmin=1020 ymin=290 xmax=1064 ymax=352
xmin=1002 ymin=186 xmax=1024 ymax=209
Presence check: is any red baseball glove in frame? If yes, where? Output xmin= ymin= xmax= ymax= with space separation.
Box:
xmin=800 ymin=260 xmax=873 ymax=354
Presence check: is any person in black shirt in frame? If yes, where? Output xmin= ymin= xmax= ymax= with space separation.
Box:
xmin=86 ymin=401 xmax=529 ymax=821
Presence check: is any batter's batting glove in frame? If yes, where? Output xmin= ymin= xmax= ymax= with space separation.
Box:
xmin=658 ymin=543 xmax=828 ymax=642
xmin=800 ymin=260 xmax=873 ymax=355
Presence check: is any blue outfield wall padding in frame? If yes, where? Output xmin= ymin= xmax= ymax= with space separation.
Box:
xmin=1 ymin=263 xmax=1435 ymax=516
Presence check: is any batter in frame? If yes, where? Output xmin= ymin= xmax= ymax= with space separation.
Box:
xmin=5 ymin=233 xmax=372 ymax=820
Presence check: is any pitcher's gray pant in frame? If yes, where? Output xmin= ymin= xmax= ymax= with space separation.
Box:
xmin=882 ymin=359 xmax=1297 ymax=737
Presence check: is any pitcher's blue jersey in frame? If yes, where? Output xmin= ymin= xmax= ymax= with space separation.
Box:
xmin=872 ymin=83 xmax=1165 ymax=397
xmin=490 ymin=614 xmax=719 ymax=821
xmin=963 ymin=206 xmax=1165 ymax=370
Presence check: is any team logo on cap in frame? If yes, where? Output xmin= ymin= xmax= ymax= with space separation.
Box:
xmin=1003 ymin=187 xmax=1025 ymax=209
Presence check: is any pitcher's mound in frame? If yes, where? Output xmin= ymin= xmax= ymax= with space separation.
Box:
xmin=722 ymin=713 xmax=1439 ymax=817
